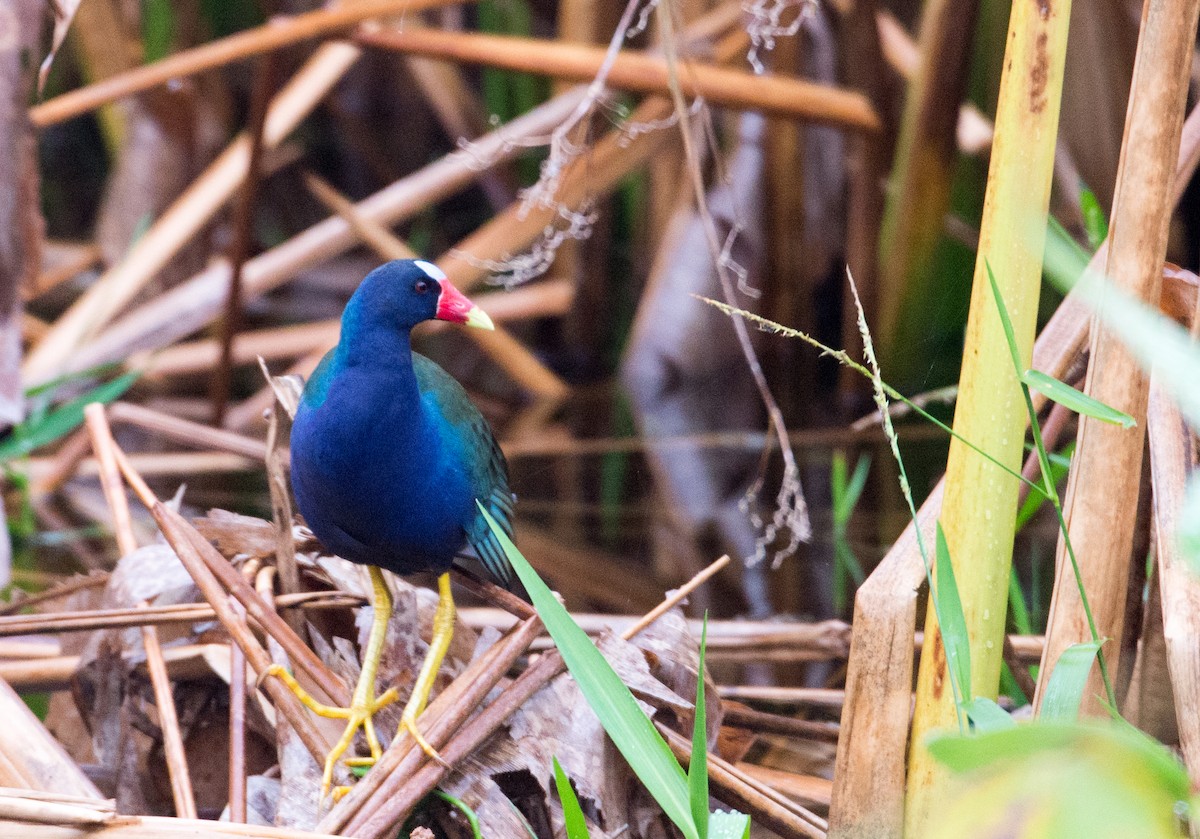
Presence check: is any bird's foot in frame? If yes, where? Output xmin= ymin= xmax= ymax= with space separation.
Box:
xmin=261 ymin=664 xmax=400 ymax=799
xmin=399 ymin=706 xmax=451 ymax=768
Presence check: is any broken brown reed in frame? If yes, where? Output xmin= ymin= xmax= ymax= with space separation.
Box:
xmin=108 ymin=401 xmax=269 ymax=461
xmin=213 ymin=53 xmax=276 ymax=426
xmin=721 ymin=705 xmax=840 ymax=742
xmin=264 ymin=406 xmax=304 ymax=638
xmin=83 ymin=404 xmax=197 ymax=819
xmin=28 ymin=0 xmax=469 ymax=128
xmin=0 ymin=590 xmax=362 ymax=637
xmin=105 ymin=441 xmax=336 ymax=765
xmin=229 ymin=597 xmax=248 ymax=824
xmin=719 ymin=687 xmax=847 ymax=708
xmin=0 ymin=788 xmax=346 ymax=838
xmin=0 ymin=572 xmax=109 ymax=616
xmin=357 ymin=28 xmax=881 ymax=131
xmin=1147 ymin=379 xmax=1200 ymax=785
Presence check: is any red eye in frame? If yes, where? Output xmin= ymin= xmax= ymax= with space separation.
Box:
xmin=414 ymin=280 xmax=429 ymax=294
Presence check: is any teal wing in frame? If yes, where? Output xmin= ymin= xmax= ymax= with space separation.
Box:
xmin=413 ymin=354 xmax=516 ymax=587
xmin=300 ymin=347 xmax=339 ymax=410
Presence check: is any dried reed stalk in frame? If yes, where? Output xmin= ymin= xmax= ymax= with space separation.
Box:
xmin=736 ymin=763 xmax=833 ymax=809
xmin=0 ymin=592 xmax=361 ymax=637
xmin=1035 ymin=0 xmax=1200 ymax=716
xmin=106 ymin=444 xmax=335 ymax=764
xmin=0 ymin=788 xmax=346 ymax=837
xmin=358 ymin=28 xmax=880 ymax=130
xmin=29 ymin=451 xmax=257 ymax=484
xmin=0 ymin=681 xmax=101 ymax=797
xmin=1147 ymin=379 xmax=1200 ymax=783
xmin=460 ymin=608 xmax=1046 ymax=662
xmin=83 ymin=405 xmax=197 ymax=819
xmin=29 ymin=0 xmax=465 ymax=127
xmin=0 ymin=644 xmax=233 ymax=691
xmin=108 ymin=402 xmax=269 ymax=461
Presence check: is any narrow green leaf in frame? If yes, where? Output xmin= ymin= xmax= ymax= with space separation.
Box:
xmin=1020 ymin=369 xmax=1135 ymax=428
xmin=1079 ymin=186 xmax=1108 ymax=252
xmin=0 ymin=372 xmax=140 ymax=462
xmin=1041 ymin=641 xmax=1102 ymax=722
xmin=832 ymin=451 xmax=871 ymax=524
xmin=1007 ymin=568 xmax=1032 ymax=636
xmin=23 ymin=362 xmax=123 ymax=400
xmin=707 ymin=810 xmax=751 ymax=839
xmin=935 ymin=522 xmax=972 ymax=704
xmin=480 ymin=506 xmax=698 ymax=839
xmin=689 ymin=616 xmax=709 ymax=839
xmin=1044 ymin=234 xmax=1200 ymax=431
xmin=433 ymin=790 xmax=482 ymax=839
xmin=963 ymin=697 xmax=1016 ymax=733
xmin=142 ymin=0 xmax=176 ymax=63
xmin=553 ymin=757 xmax=591 ymax=839
xmin=1180 ymin=476 xmax=1200 ymax=576
xmin=831 ymin=452 xmax=848 ymax=520
xmin=1014 ymin=443 xmax=1072 ymax=531
xmin=985 ymin=263 xmax=1025 ymax=377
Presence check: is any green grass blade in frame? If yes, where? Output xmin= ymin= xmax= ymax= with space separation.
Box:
xmin=689 ymin=616 xmax=709 ymax=839
xmin=432 ymin=790 xmax=482 ymax=839
xmin=963 ymin=697 xmax=1016 ymax=733
xmin=1079 ymin=186 xmax=1109 ymax=252
xmin=1044 ymin=233 xmax=1200 ymax=430
xmin=1040 ymin=641 xmax=1102 ymax=722
xmin=1019 ymin=369 xmax=1135 ymax=427
xmin=0 ymin=372 xmax=140 ymax=462
xmin=832 ymin=451 xmax=871 ymax=524
xmin=936 ymin=521 xmax=972 ymax=704
xmin=24 ymin=362 xmax=124 ymax=400
xmin=707 ymin=810 xmax=750 ymax=839
xmin=479 ymin=506 xmax=698 ymax=839
xmin=1181 ymin=476 xmax=1200 ymax=575
xmin=985 ymin=262 xmax=1025 ymax=377
xmin=1007 ymin=568 xmax=1032 ymax=635
xmin=553 ymin=757 xmax=591 ymax=839
xmin=1014 ymin=443 xmax=1072 ymax=532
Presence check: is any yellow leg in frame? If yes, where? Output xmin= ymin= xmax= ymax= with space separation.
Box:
xmin=263 ymin=565 xmax=400 ymax=799
xmin=399 ymin=571 xmax=455 ymax=765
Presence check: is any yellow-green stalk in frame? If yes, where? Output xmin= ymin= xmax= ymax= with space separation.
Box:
xmin=904 ymin=0 xmax=1072 ymax=834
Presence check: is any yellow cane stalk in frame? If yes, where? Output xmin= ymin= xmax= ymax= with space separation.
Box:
xmin=904 ymin=0 xmax=1072 ymax=834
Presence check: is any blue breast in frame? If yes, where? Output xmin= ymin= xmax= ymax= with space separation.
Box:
xmin=290 ymin=360 xmax=478 ymax=577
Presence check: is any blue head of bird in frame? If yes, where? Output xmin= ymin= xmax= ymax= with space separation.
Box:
xmin=344 ymin=259 xmax=495 ymax=337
